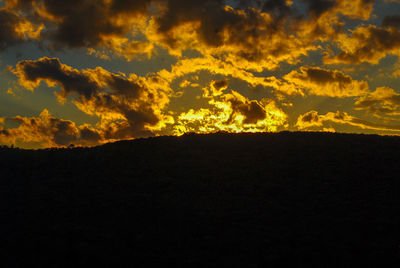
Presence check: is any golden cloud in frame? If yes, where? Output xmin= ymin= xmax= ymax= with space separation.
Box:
xmin=0 ymin=109 xmax=102 ymax=147
xmin=355 ymin=87 xmax=400 ymax=116
xmin=145 ymin=4 xmax=317 ymax=71
xmin=392 ymin=70 xmax=400 ymax=78
xmin=1 ymin=0 xmax=378 ymax=70
xmin=174 ymin=82 xmax=287 ymax=135
xmin=158 ymin=56 xmax=302 ymax=95
xmin=324 ymin=25 xmax=400 ymax=65
xmin=0 ymin=7 xmax=43 ymax=50
xmin=284 ymin=66 xmax=369 ymax=97
xmin=296 ymin=110 xmax=400 ymax=132
xmin=11 ymin=57 xmax=173 ymax=140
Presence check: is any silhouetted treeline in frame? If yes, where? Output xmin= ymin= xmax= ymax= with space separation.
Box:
xmin=1 ymin=132 xmax=400 ymax=267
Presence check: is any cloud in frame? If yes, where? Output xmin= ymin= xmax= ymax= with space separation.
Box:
xmin=5 ymin=0 xmax=156 ymax=60
xmin=10 ymin=56 xmax=292 ymax=145
xmin=382 ymin=15 xmax=400 ymax=29
xmin=292 ymin=0 xmax=374 ymax=47
xmin=355 ymin=87 xmax=400 ymax=116
xmin=0 ymin=7 xmax=42 ymax=50
xmin=324 ymin=25 xmax=400 ymax=65
xmin=259 ymin=0 xmax=293 ymax=19
xmin=12 ymin=57 xmax=101 ymax=98
xmin=0 ymin=109 xmax=102 ymax=147
xmin=7 ymin=0 xmax=152 ymax=47
xmin=392 ymin=70 xmax=400 ymax=78
xmin=296 ymin=110 xmax=323 ymax=129
xmin=144 ymin=1 xmax=317 ymax=71
xmin=2 ymin=0 xmax=376 ymax=69
xmin=150 ymin=0 xmax=364 ymax=71
xmin=304 ymin=0 xmax=336 ymax=17
xmin=203 ymin=80 xmax=229 ymax=97
xmin=174 ymin=82 xmax=287 ymax=135
xmin=150 ymin=0 xmax=371 ymax=70
xmin=296 ymin=109 xmax=400 ymax=132
xmin=157 ymin=56 xmax=302 ymax=95
xmin=11 ymin=57 xmax=173 ymax=140
xmin=284 ymin=66 xmax=369 ymax=97
xmin=304 ymin=0 xmax=373 ymax=20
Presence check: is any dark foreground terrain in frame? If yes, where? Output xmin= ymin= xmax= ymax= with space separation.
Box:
xmin=2 ymin=132 xmax=400 ymax=267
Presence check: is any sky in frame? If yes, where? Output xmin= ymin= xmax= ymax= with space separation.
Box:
xmin=0 ymin=0 xmax=400 ymax=148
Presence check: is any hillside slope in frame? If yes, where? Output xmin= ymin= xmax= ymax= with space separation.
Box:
xmin=2 ymin=132 xmax=400 ymax=267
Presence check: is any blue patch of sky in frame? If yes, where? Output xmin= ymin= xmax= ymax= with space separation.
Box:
xmin=372 ymin=0 xmax=400 ymax=26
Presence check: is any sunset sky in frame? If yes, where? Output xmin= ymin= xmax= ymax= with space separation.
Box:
xmin=0 ymin=0 xmax=400 ymax=148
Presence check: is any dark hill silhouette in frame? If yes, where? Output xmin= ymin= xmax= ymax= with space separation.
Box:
xmin=1 ymin=132 xmax=400 ymax=267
